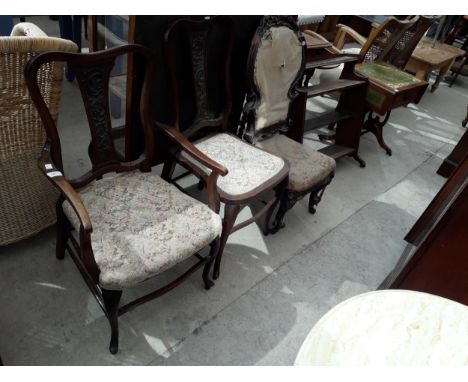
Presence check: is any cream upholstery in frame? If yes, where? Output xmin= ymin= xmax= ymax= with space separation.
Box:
xmin=179 ymin=133 xmax=286 ymax=197
xmin=257 ymin=134 xmax=336 ymax=192
xmin=63 ymin=171 xmax=222 ymax=289
xmin=254 ymin=26 xmax=303 ymax=131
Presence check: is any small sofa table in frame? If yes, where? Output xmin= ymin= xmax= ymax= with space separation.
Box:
xmin=295 ymin=290 xmax=468 ymax=365
xmin=405 ymin=37 xmax=465 ymax=93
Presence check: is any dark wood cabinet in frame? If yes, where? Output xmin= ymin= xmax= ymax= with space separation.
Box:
xmin=382 ymin=153 xmax=468 ymax=305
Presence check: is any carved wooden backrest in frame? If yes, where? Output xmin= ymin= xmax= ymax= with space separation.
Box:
xmin=25 ymin=44 xmax=155 ymax=188
xmin=164 ymin=17 xmax=234 ymax=140
xmin=360 ymin=17 xmax=418 ymax=64
xmin=239 ymin=16 xmax=305 ymax=143
xmin=384 ymin=16 xmax=436 ymax=69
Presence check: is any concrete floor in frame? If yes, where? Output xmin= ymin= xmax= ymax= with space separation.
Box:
xmin=1 ymin=17 xmax=467 ymax=365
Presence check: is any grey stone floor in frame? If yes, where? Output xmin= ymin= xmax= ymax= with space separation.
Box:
xmin=1 ymin=16 xmax=467 ymax=365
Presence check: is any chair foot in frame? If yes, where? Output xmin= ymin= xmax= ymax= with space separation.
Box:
xmin=102 ymin=288 xmax=122 ymax=354
xmin=308 ymin=174 xmax=334 ymax=214
xmin=348 ymin=152 xmax=366 ymax=168
xmin=270 ymin=190 xmax=299 ymax=234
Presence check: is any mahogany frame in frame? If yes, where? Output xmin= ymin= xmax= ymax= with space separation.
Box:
xmin=158 ymin=16 xmax=289 ymax=280
xmin=25 ymin=44 xmax=220 ymax=354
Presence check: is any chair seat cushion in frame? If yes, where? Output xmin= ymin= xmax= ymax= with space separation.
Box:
xmin=179 ymin=133 xmax=287 ymax=198
xmin=63 ymin=171 xmax=222 ymax=289
xmin=257 ymin=134 xmax=336 ymax=193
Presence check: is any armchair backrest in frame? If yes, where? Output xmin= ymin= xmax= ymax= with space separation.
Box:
xmin=384 ymin=16 xmax=437 ymax=69
xmin=164 ymin=16 xmax=234 ymax=140
xmin=239 ymin=16 xmax=305 ymax=143
xmin=25 ymin=44 xmax=155 ymax=189
xmin=360 ymin=16 xmax=418 ymax=64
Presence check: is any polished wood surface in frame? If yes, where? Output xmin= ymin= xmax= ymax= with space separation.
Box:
xmin=384 ymin=154 xmax=468 ymax=305
xmin=437 ymin=126 xmax=468 ymax=178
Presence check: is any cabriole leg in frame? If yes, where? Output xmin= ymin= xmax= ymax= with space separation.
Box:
xmin=102 ymin=288 xmax=122 ymax=354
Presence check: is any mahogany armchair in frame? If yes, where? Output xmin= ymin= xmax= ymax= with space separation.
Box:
xmin=157 ymin=16 xmax=289 ymax=280
xmin=25 ymin=44 xmax=222 ymax=354
xmin=238 ymin=16 xmax=336 ymax=231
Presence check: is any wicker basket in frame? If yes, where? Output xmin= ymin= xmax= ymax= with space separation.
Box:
xmin=0 ymin=23 xmax=77 ymax=246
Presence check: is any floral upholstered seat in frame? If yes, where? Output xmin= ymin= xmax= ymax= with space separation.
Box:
xmin=257 ymin=134 xmax=336 ymax=193
xmin=179 ymin=133 xmax=286 ymax=198
xmin=63 ymin=171 xmax=222 ymax=289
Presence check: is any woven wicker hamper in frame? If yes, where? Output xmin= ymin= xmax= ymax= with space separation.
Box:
xmin=0 ymin=23 xmax=77 ymax=245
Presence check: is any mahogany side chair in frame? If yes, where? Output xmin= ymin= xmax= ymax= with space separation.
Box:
xmin=238 ymin=16 xmax=336 ymax=232
xmin=157 ymin=16 xmax=289 ymax=280
xmin=25 ymin=44 xmax=223 ymax=354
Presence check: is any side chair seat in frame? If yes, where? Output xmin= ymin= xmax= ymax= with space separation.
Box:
xmin=63 ymin=171 xmax=222 ymax=289
xmin=179 ymin=133 xmax=286 ymax=198
xmin=257 ymin=134 xmax=336 ymax=193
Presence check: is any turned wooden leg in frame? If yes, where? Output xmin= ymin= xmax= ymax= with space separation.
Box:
xmin=161 ymin=159 xmax=176 ymax=182
xmin=202 ymin=238 xmax=219 ymax=290
xmin=213 ymin=204 xmax=241 ymax=280
xmin=55 ymin=200 xmax=70 ymax=260
xmin=102 ymin=288 xmax=122 ymax=354
xmin=431 ymin=59 xmax=454 ymax=93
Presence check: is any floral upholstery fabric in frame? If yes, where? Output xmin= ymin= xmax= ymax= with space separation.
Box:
xmin=62 ymin=171 xmax=222 ymax=289
xmin=179 ymin=133 xmax=286 ymax=197
xmin=257 ymin=134 xmax=336 ymax=193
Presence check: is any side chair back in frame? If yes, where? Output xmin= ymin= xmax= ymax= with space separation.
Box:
xmin=239 ymin=15 xmax=306 ymax=144
xmin=24 ymin=44 xmax=156 ymax=189
xmin=164 ymin=16 xmax=234 ymax=140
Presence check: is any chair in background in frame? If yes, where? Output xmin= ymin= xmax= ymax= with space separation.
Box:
xmin=25 ymin=45 xmax=222 ymax=354
xmin=158 ymin=17 xmax=289 ymax=279
xmin=238 ymin=16 xmax=337 ymax=232
xmin=330 ymin=16 xmax=432 ymax=155
xmin=0 ymin=23 xmax=77 ymax=246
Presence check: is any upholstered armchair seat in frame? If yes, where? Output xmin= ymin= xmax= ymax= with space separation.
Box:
xmin=63 ymin=171 xmax=222 ymax=289
xmin=258 ymin=134 xmax=336 ymax=193
xmin=179 ymin=133 xmax=286 ymax=198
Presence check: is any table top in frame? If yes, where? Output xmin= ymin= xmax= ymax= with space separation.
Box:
xmin=412 ymin=37 xmax=466 ymax=65
xmin=295 ymin=290 xmax=468 ymax=366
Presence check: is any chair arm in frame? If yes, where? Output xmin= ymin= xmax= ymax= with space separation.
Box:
xmin=333 ymin=24 xmax=367 ymax=51
xmin=38 ymin=146 xmax=92 ymax=233
xmin=155 ymin=121 xmax=228 ymax=176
